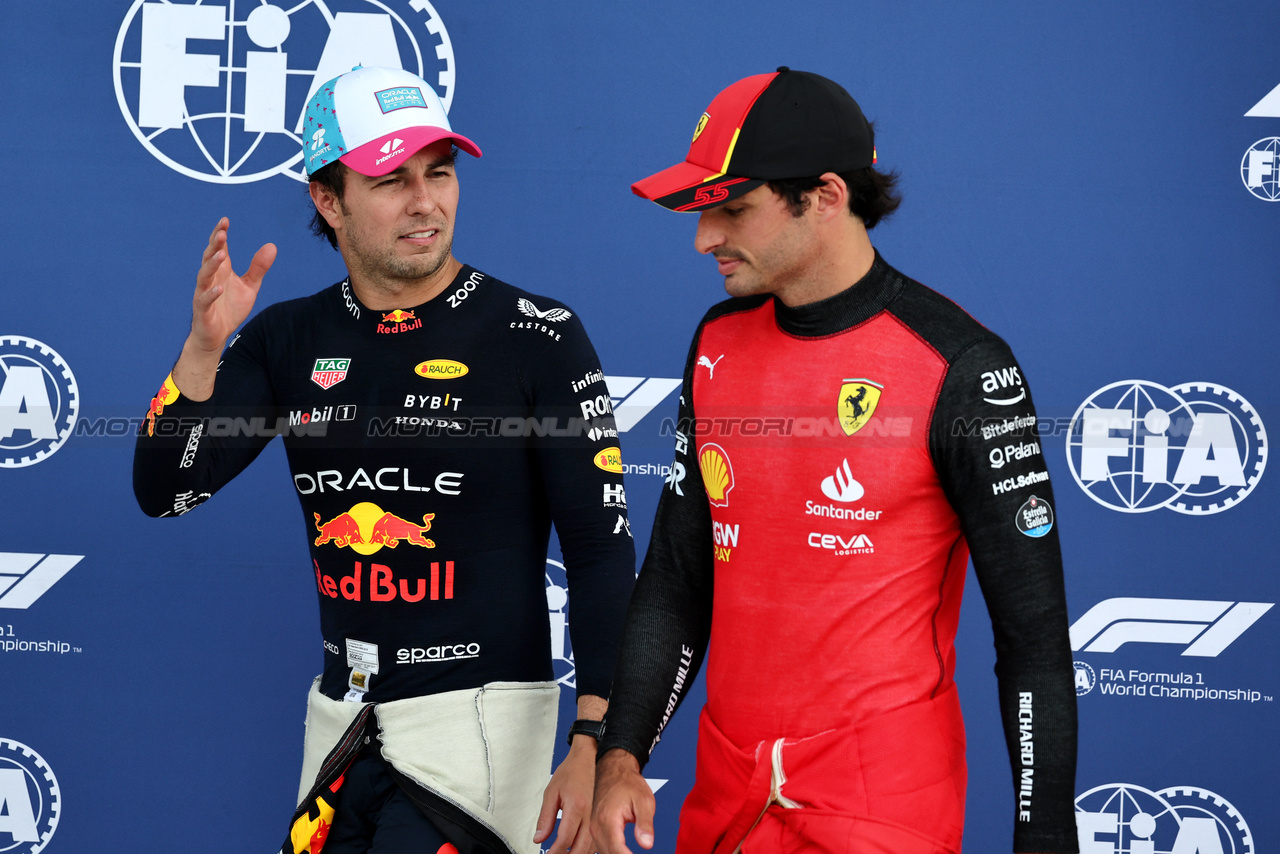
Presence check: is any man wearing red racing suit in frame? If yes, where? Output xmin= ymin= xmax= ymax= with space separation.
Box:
xmin=592 ymin=69 xmax=1077 ymax=854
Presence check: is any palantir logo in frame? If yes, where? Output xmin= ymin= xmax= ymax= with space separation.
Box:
xmin=1066 ymin=381 xmax=1266 ymax=514
xmin=0 ymin=555 xmax=83 ymax=610
xmin=0 ymin=337 xmax=79 ymax=468
xmin=0 ymin=738 xmax=60 ymax=853
xmin=1076 ymin=783 xmax=1252 ymax=854
xmin=113 ymin=0 xmax=457 ymax=184
xmin=1070 ymin=598 xmax=1272 ymax=657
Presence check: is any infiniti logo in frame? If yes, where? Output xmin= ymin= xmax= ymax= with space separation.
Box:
xmin=821 ymin=459 xmax=864 ymax=502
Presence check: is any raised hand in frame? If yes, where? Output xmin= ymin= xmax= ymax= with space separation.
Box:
xmin=172 ymin=218 xmax=277 ymax=401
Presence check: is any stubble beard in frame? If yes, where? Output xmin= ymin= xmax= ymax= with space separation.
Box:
xmin=347 ymin=222 xmax=455 ymax=296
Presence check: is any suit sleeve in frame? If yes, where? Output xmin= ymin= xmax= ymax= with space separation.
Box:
xmin=930 ymin=338 xmax=1079 ymax=854
xmin=524 ymin=308 xmax=636 ymax=701
xmin=132 ymin=315 xmax=280 ymax=518
xmin=598 ymin=326 xmax=715 ymax=768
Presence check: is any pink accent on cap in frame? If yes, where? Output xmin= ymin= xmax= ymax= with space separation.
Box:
xmin=341 ymin=126 xmax=482 ymax=177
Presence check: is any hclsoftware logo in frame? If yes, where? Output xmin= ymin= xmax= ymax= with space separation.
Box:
xmin=1070 ymin=598 xmax=1272 ymax=656
xmin=1066 ymin=381 xmax=1266 ymax=514
xmin=0 ymin=338 xmax=79 ymax=469
xmin=1076 ymin=784 xmax=1252 ymax=854
xmin=0 ymin=739 xmax=60 ymax=853
xmin=0 ymin=555 xmax=83 ymax=610
xmin=113 ymin=0 xmax=457 ymax=183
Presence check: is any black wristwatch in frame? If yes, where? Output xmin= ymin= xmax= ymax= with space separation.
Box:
xmin=566 ymin=718 xmax=605 ymax=747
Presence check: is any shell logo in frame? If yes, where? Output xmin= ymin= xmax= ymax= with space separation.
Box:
xmin=415 ymin=359 xmax=468 ymax=379
xmin=594 ymin=447 xmax=623 ymax=473
xmin=699 ymin=443 xmax=734 ymax=507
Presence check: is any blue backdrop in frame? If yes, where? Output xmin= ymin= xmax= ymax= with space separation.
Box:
xmin=1 ymin=2 xmax=1276 ymax=853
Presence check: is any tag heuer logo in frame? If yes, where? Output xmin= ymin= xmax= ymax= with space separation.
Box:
xmin=312 ymin=358 xmax=351 ymax=390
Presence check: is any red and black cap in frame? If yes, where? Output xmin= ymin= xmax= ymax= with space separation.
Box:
xmin=633 ymin=67 xmax=876 ymax=212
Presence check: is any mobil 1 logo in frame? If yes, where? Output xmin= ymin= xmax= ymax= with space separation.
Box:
xmin=1066 ymin=381 xmax=1266 ymax=514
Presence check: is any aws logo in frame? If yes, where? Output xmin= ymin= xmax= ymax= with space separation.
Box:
xmin=414 ymin=359 xmax=468 ymax=379
xmin=313 ymin=503 xmax=436 ymax=554
xmin=699 ymin=443 xmax=734 ymax=507
xmin=981 ymin=366 xmax=1025 ymax=406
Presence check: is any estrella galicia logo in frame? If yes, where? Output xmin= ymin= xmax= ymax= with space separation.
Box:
xmin=1015 ymin=495 xmax=1053 ymax=537
xmin=1066 ymin=381 xmax=1266 ymax=515
xmin=545 ymin=559 xmax=575 ymax=689
xmin=0 ymin=738 xmax=60 ymax=853
xmin=0 ymin=337 xmax=79 ymax=468
xmin=1076 ymin=783 xmax=1253 ymax=854
xmin=113 ymin=0 xmax=458 ymax=184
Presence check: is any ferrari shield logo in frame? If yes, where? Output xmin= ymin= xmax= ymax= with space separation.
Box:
xmin=837 ymin=379 xmax=883 ymax=436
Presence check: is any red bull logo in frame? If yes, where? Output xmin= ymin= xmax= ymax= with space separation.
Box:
xmin=377 ymin=309 xmax=422 ymax=334
xmin=313 ymin=502 xmax=436 ymax=553
xmin=314 ymin=559 xmax=456 ymax=602
xmin=144 ymin=374 xmax=181 ymax=437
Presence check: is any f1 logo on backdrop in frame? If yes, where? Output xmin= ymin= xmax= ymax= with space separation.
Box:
xmin=1076 ymin=784 xmax=1252 ymax=854
xmin=113 ymin=0 xmax=457 ymax=184
xmin=0 ymin=738 xmax=60 ymax=853
xmin=0 ymin=337 xmax=79 ymax=469
xmin=606 ymin=377 xmax=681 ymax=432
xmin=1066 ymin=381 xmax=1266 ymax=515
xmin=1070 ymin=598 xmax=1272 ymax=657
xmin=1243 ymin=81 xmax=1280 ymax=201
xmin=0 ymin=555 xmax=83 ymax=610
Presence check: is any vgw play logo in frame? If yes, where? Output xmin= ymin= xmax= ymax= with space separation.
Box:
xmin=113 ymin=0 xmax=458 ymax=183
xmin=1066 ymin=381 xmax=1266 ymax=515
xmin=0 ymin=739 xmax=60 ymax=854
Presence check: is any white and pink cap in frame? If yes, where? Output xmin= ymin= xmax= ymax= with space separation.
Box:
xmin=302 ymin=66 xmax=481 ymax=177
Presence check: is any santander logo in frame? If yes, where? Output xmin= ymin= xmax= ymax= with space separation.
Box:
xmin=821 ymin=459 xmax=864 ymax=502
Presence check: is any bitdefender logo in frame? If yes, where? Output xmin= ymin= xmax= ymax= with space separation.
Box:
xmin=0 ymin=738 xmax=60 ymax=853
xmin=113 ymin=0 xmax=458 ymax=184
xmin=1066 ymin=380 xmax=1266 ymax=514
xmin=0 ymin=337 xmax=79 ymax=468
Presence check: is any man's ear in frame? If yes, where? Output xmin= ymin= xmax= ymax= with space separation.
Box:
xmin=811 ymin=172 xmax=850 ymax=222
xmin=309 ymin=180 xmax=344 ymax=232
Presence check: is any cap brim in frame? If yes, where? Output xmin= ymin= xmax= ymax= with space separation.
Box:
xmin=632 ymin=160 xmax=764 ymax=212
xmin=340 ymin=127 xmax=483 ymax=177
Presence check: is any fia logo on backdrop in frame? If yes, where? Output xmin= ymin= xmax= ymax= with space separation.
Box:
xmin=1065 ymin=381 xmax=1265 ymax=515
xmin=0 ymin=337 xmax=78 ymax=468
xmin=113 ymin=0 xmax=458 ymax=184
xmin=0 ymin=739 xmax=60 ymax=853
xmin=1076 ymin=784 xmax=1252 ymax=854
xmin=1243 ymin=81 xmax=1280 ymax=201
